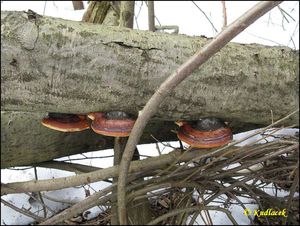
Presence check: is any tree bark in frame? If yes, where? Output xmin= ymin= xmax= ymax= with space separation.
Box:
xmin=1 ymin=11 xmax=298 ymax=124
xmin=1 ymin=11 xmax=299 ymax=167
xmin=1 ymin=12 xmax=299 ymax=125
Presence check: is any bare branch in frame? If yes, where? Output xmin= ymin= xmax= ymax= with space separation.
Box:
xmin=1 ymin=149 xmax=211 ymax=195
xmin=221 ymin=1 xmax=227 ymax=30
xmin=35 ymin=161 xmax=102 ymax=174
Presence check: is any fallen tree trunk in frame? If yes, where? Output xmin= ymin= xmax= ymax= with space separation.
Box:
xmin=1 ymin=11 xmax=299 ymax=168
xmin=0 ymin=110 xmax=265 ymax=168
xmin=1 ymin=111 xmax=178 ymax=168
xmin=1 ymin=11 xmax=298 ymax=123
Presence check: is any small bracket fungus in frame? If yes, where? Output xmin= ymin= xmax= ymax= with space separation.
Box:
xmin=176 ymin=117 xmax=232 ymax=148
xmin=87 ymin=111 xmax=135 ymax=137
xmin=41 ymin=113 xmax=89 ymax=132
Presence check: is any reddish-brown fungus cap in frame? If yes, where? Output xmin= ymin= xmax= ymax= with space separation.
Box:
xmin=176 ymin=117 xmax=232 ymax=148
xmin=41 ymin=113 xmax=89 ymax=132
xmin=87 ymin=111 xmax=135 ymax=137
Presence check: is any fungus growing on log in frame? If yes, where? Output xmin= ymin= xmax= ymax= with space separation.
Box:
xmin=41 ymin=113 xmax=89 ymax=132
xmin=176 ymin=117 xmax=232 ymax=148
xmin=87 ymin=111 xmax=135 ymax=137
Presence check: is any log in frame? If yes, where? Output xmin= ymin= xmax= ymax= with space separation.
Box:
xmin=1 ymin=111 xmax=178 ymax=168
xmin=0 ymin=110 xmax=262 ymax=168
xmin=1 ymin=11 xmax=298 ymax=124
xmin=1 ymin=11 xmax=299 ymax=167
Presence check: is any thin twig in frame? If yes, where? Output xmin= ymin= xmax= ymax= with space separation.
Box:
xmin=277 ymin=5 xmax=295 ymax=22
xmin=287 ymin=21 xmax=299 ymax=49
xmin=245 ymin=31 xmax=284 ymax=45
xmin=62 ymin=156 xmax=114 ymax=161
xmin=134 ymin=1 xmax=144 ymax=30
xmin=42 ymin=194 xmax=78 ymax=205
xmin=192 ymin=1 xmax=218 ymax=33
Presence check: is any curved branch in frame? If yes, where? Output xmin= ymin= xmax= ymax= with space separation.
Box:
xmin=117 ymin=1 xmax=283 ymax=224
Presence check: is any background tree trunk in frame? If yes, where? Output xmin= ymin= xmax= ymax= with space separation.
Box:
xmin=119 ymin=1 xmax=135 ymax=28
xmin=72 ymin=1 xmax=84 ymax=11
xmin=82 ymin=1 xmax=111 ymax=24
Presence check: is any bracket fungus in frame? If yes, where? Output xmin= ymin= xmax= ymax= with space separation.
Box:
xmin=176 ymin=117 xmax=232 ymax=148
xmin=41 ymin=113 xmax=89 ymax=132
xmin=87 ymin=111 xmax=135 ymax=137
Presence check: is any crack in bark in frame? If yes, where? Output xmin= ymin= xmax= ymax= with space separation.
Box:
xmin=103 ymin=41 xmax=160 ymax=51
